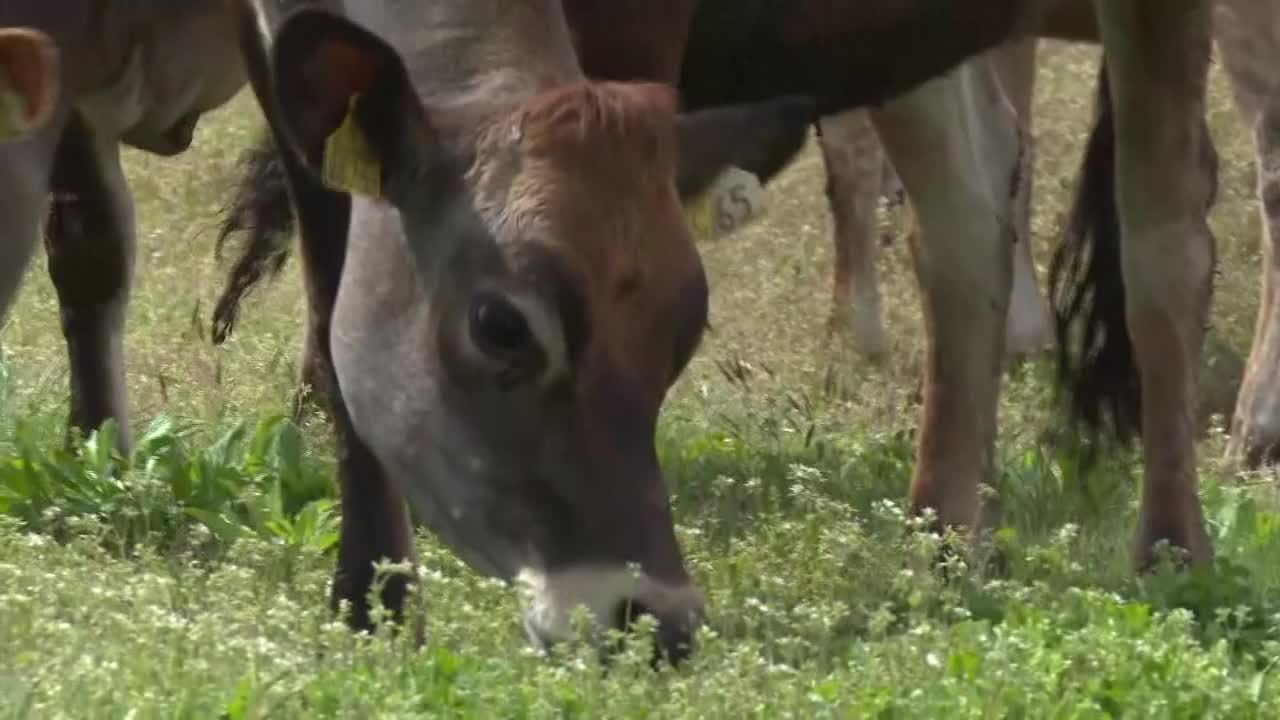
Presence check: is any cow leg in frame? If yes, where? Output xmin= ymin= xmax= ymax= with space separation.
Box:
xmin=44 ymin=115 xmax=135 ymax=451
xmin=1219 ymin=0 xmax=1280 ymax=466
xmin=275 ymin=131 xmax=416 ymax=633
xmin=291 ymin=162 xmax=417 ymax=631
xmin=871 ymin=60 xmax=1018 ymax=531
xmin=264 ymin=137 xmax=417 ymax=630
xmin=817 ymin=109 xmax=887 ymax=360
xmin=0 ymin=171 xmax=41 ymax=320
xmin=0 ymin=119 xmax=61 ymax=326
xmin=232 ymin=3 xmax=417 ymax=632
xmin=1095 ymin=0 xmax=1213 ymax=566
xmin=1226 ymin=100 xmax=1280 ymax=465
xmin=990 ymin=38 xmax=1054 ymax=360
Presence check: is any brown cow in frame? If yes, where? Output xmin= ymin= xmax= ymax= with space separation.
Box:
xmin=231 ymin=0 xmax=819 ymax=663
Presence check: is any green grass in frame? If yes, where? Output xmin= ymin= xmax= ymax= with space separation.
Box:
xmin=3 ymin=42 xmax=1280 ymax=717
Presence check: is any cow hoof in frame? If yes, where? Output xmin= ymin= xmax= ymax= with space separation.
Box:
xmin=825 ymin=307 xmax=887 ymax=363
xmin=1226 ymin=431 xmax=1280 ymax=469
xmin=1133 ymin=516 xmax=1212 ymax=573
xmin=1003 ymin=308 xmax=1052 ymax=360
xmin=1227 ymin=405 xmax=1280 ymax=468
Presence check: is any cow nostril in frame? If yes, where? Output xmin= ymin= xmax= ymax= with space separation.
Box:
xmin=612 ymin=598 xmax=694 ymax=668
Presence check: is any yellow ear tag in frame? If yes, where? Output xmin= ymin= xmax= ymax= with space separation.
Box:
xmin=0 ymin=68 xmax=32 ymax=141
xmin=321 ymin=94 xmax=382 ymax=196
xmin=684 ymin=191 xmax=716 ymax=244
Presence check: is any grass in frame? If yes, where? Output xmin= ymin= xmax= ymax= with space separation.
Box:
xmin=2 ymin=41 xmax=1280 ymax=717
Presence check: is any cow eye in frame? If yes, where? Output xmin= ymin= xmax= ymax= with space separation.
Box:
xmin=470 ymin=292 xmax=533 ymax=355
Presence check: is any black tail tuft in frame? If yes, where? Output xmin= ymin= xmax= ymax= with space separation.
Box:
xmin=211 ymin=131 xmax=298 ymax=344
xmin=1048 ymin=60 xmax=1142 ymax=446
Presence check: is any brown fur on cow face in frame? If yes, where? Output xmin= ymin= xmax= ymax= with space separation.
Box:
xmin=466 ymin=82 xmax=707 ymax=389
xmin=323 ymin=84 xmax=714 ymax=657
xmin=434 ymin=83 xmax=708 ymax=578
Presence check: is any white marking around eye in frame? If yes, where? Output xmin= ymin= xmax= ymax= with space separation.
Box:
xmin=503 ymin=291 xmax=568 ymax=386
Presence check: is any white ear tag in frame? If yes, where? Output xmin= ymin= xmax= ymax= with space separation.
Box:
xmin=684 ymin=166 xmax=766 ymax=242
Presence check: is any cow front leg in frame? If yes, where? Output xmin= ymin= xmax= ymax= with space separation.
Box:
xmin=45 ymin=114 xmax=135 ymax=451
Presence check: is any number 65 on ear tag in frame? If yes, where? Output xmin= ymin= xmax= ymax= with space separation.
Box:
xmin=684 ymin=166 xmax=766 ymax=243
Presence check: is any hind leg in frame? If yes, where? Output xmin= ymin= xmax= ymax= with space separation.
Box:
xmin=990 ymin=39 xmax=1053 ymax=360
xmin=44 ymin=115 xmax=135 ymax=451
xmin=871 ymin=59 xmax=1018 ymax=532
xmin=1219 ymin=0 xmax=1280 ymax=466
xmin=1095 ymin=0 xmax=1213 ymax=566
xmin=817 ymin=109 xmax=887 ymax=359
xmin=1229 ymin=95 xmax=1280 ymax=465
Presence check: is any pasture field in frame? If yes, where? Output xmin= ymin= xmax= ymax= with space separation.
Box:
xmin=4 ymin=43 xmax=1280 ymax=718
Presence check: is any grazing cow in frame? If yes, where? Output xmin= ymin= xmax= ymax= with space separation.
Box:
xmin=229 ymin=0 xmax=822 ymax=661
xmin=0 ymin=28 xmax=59 ymax=141
xmin=214 ymin=0 xmax=1220 ymax=635
xmin=0 ymin=2 xmax=248 ymax=452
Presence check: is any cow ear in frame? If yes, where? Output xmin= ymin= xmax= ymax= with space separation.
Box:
xmin=269 ymin=9 xmax=432 ymax=198
xmin=673 ymin=95 xmax=814 ymax=200
xmin=0 ymin=28 xmax=60 ymax=141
